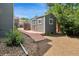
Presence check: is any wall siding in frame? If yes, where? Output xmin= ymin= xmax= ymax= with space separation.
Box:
xmin=0 ymin=3 xmax=13 ymax=36
xmin=31 ymin=17 xmax=45 ymax=33
xmin=45 ymin=15 xmax=56 ymax=34
xmin=36 ymin=17 xmax=45 ymax=32
xmin=31 ymin=14 xmax=56 ymax=34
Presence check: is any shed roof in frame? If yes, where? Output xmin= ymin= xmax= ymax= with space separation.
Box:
xmin=31 ymin=13 xmax=54 ymax=20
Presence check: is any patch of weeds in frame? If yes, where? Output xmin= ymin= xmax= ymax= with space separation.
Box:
xmin=6 ymin=28 xmax=24 ymax=46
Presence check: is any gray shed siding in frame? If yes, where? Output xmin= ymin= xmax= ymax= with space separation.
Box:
xmin=0 ymin=3 xmax=13 ymax=36
xmin=45 ymin=15 xmax=56 ymax=34
xmin=31 ymin=14 xmax=56 ymax=34
xmin=36 ymin=17 xmax=45 ymax=32
xmin=31 ymin=19 xmax=37 ymax=31
xmin=31 ymin=17 xmax=45 ymax=33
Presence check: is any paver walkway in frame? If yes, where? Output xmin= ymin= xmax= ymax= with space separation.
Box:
xmin=18 ymin=28 xmax=50 ymax=55
xmin=18 ymin=28 xmax=46 ymax=42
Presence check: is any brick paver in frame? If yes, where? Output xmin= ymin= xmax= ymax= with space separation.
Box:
xmin=18 ymin=28 xmax=46 ymax=42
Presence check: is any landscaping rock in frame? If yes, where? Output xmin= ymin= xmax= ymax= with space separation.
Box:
xmin=0 ymin=38 xmax=26 ymax=56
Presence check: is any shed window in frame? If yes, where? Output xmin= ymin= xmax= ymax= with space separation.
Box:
xmin=38 ymin=19 xmax=42 ymax=24
xmin=49 ymin=18 xmax=53 ymax=24
xmin=32 ymin=20 xmax=36 ymax=25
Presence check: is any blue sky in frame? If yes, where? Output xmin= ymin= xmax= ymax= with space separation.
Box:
xmin=14 ymin=3 xmax=48 ymax=19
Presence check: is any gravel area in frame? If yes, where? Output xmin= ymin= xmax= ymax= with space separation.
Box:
xmin=0 ymin=38 xmax=26 ymax=56
xmin=0 ymin=34 xmax=50 ymax=56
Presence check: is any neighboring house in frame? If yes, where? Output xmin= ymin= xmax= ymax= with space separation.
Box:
xmin=18 ymin=19 xmax=25 ymax=28
xmin=14 ymin=17 xmax=19 ymax=28
xmin=31 ymin=14 xmax=56 ymax=34
xmin=24 ymin=22 xmax=31 ymax=30
xmin=18 ymin=18 xmax=31 ymax=30
xmin=0 ymin=3 xmax=13 ymax=36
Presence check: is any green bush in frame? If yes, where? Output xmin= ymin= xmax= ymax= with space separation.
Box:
xmin=61 ymin=19 xmax=79 ymax=36
xmin=6 ymin=29 xmax=24 ymax=46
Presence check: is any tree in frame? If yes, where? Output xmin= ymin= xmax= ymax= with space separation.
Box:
xmin=47 ymin=3 xmax=79 ymax=36
xmin=21 ymin=17 xmax=30 ymax=22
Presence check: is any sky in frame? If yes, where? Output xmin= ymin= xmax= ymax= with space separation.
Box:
xmin=14 ymin=3 xmax=48 ymax=19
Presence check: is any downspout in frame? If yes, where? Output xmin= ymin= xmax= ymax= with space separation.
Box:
xmin=44 ymin=16 xmax=45 ymax=34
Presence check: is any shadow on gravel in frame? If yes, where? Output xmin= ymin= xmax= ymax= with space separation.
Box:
xmin=44 ymin=33 xmax=65 ymax=37
xmin=36 ymin=39 xmax=52 ymax=56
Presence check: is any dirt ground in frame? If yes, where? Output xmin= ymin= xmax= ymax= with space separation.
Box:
xmin=43 ymin=35 xmax=79 ymax=56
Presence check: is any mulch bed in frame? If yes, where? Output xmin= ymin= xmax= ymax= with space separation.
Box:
xmin=0 ymin=38 xmax=26 ymax=56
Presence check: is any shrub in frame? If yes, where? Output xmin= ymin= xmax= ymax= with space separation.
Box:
xmin=61 ymin=19 xmax=79 ymax=36
xmin=6 ymin=28 xmax=24 ymax=46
